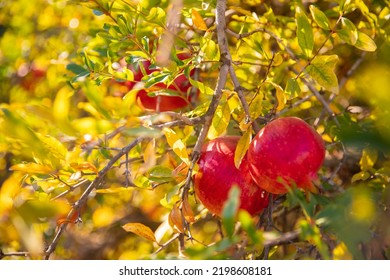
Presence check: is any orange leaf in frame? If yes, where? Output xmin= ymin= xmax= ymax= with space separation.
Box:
xmin=70 ymin=162 xmax=98 ymax=174
xmin=168 ymin=204 xmax=185 ymax=233
xmin=10 ymin=162 xmax=54 ymax=174
xmin=172 ymin=161 xmax=188 ymax=181
xmin=181 ymin=195 xmax=195 ymax=223
xmin=191 ymin=9 xmax=208 ymax=31
xmin=122 ymin=222 xmax=158 ymax=244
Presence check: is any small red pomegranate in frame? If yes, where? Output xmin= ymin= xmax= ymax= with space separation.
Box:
xmin=248 ymin=117 xmax=325 ymax=194
xmin=127 ymin=53 xmax=197 ymax=112
xmin=193 ymin=136 xmax=269 ymax=216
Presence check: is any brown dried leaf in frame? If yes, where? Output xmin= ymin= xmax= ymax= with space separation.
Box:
xmin=168 ymin=204 xmax=185 ymax=233
xmin=181 ymin=196 xmax=195 ymax=223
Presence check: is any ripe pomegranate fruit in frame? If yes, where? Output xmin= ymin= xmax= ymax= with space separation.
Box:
xmin=193 ymin=136 xmax=269 ymax=216
xmin=126 ymin=53 xmax=197 ymax=112
xmin=247 ymin=117 xmax=325 ymax=194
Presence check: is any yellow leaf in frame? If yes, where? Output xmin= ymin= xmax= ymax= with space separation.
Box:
xmin=234 ymin=127 xmax=252 ymax=169
xmin=10 ymin=162 xmax=54 ymax=175
xmin=122 ymin=222 xmax=158 ymax=244
xmin=333 ymin=242 xmax=353 ymax=260
xmin=264 ymin=81 xmax=286 ymax=111
xmin=0 ymin=173 xmax=22 ymax=214
xmin=163 ymin=128 xmax=190 ymax=165
xmin=359 ymin=147 xmax=378 ymax=171
xmin=191 ymin=9 xmax=208 ymax=31
xmin=207 ymin=98 xmax=230 ymax=139
xmin=36 ymin=133 xmax=67 ymax=161
xmin=142 ymin=139 xmax=156 ymax=170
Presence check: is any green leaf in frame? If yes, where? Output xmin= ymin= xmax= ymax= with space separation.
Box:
xmin=66 ymin=63 xmax=88 ymax=75
xmin=207 ymin=98 xmax=230 ymax=139
xmin=144 ymin=72 xmax=170 ymax=88
xmin=296 ymin=7 xmax=314 ymax=59
xmin=222 ymin=186 xmax=240 ymax=238
xmin=354 ymin=32 xmax=377 ymax=52
xmin=238 ymin=211 xmax=260 ymax=243
xmin=310 ymin=5 xmax=331 ymax=30
xmin=336 ymin=17 xmax=358 ymax=45
xmin=285 ymin=78 xmax=301 ymax=98
xmin=189 ymin=79 xmax=214 ymax=96
xmin=234 ymin=127 xmax=252 ymax=169
xmin=351 ymin=171 xmax=370 ymax=183
xmin=148 ymin=166 xmax=174 ymax=182
xmin=306 ymin=55 xmax=339 ymax=92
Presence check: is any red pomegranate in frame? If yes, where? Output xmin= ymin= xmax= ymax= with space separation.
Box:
xmin=193 ymin=136 xmax=269 ymax=216
xmin=247 ymin=117 xmax=325 ymax=194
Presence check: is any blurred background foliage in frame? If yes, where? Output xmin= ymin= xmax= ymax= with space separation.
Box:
xmin=0 ymin=0 xmax=390 ymax=260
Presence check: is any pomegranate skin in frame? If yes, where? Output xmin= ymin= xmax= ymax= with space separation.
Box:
xmin=194 ymin=136 xmax=269 ymax=216
xmin=132 ymin=54 xmax=197 ymax=112
xmin=248 ymin=117 xmax=325 ymax=194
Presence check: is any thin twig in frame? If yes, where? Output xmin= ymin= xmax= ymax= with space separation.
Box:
xmin=44 ymin=136 xmax=148 ymax=259
xmin=0 ymin=250 xmax=30 ymax=260
xmin=263 ymin=229 xmax=301 ymax=247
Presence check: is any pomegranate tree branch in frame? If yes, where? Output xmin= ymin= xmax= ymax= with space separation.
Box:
xmin=44 ymin=136 xmax=148 ymax=259
xmin=0 ymin=250 xmax=30 ymax=260
xmin=263 ymin=229 xmax=301 ymax=247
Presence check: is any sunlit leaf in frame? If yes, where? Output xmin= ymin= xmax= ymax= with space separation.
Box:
xmin=234 ymin=127 xmax=252 ymax=169
xmin=264 ymin=81 xmax=286 ymax=111
xmin=36 ymin=134 xmax=67 ymax=161
xmin=248 ymin=92 xmax=263 ymax=121
xmin=191 ymin=9 xmax=208 ymax=31
xmin=148 ymin=165 xmax=174 ymax=182
xmin=10 ymin=163 xmax=54 ymax=175
xmin=163 ymin=128 xmax=190 ymax=165
xmin=296 ymin=7 xmax=314 ymax=59
xmin=354 ymin=31 xmax=377 ymax=52
xmin=207 ymin=98 xmax=230 ymax=139
xmin=122 ymin=222 xmax=159 ymax=243
xmin=285 ymin=78 xmax=301 ymax=98
xmin=310 ymin=5 xmax=331 ymax=30
xmin=189 ymin=79 xmax=214 ymax=96
xmin=145 ymin=7 xmax=166 ymax=24
xmin=336 ymin=17 xmax=358 ymax=45
xmin=306 ymin=54 xmax=339 ymax=92
xmin=201 ymin=32 xmax=220 ymax=61
xmin=70 ymin=162 xmax=98 ymax=174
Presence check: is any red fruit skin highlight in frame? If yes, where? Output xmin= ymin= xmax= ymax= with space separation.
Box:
xmin=194 ymin=136 xmax=269 ymax=216
xmin=248 ymin=117 xmax=325 ymax=194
